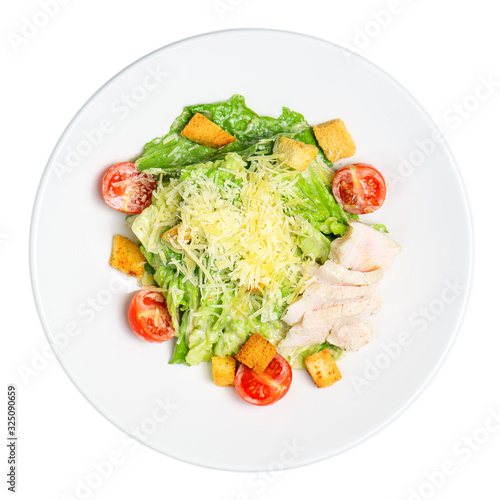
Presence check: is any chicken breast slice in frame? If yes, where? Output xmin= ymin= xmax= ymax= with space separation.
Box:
xmin=282 ymin=283 xmax=377 ymax=325
xmin=304 ymin=282 xmax=377 ymax=299
xmin=283 ymin=296 xmax=330 ymax=326
xmin=302 ymin=261 xmax=320 ymax=280
xmin=327 ymin=319 xmax=377 ymax=351
xmin=302 ymin=294 xmax=382 ymax=330
xmin=329 ymin=220 xmax=401 ymax=272
xmin=279 ymin=322 xmax=332 ymax=348
xmin=280 ymin=315 xmax=376 ymax=348
xmin=314 ymin=260 xmax=384 ymax=286
xmin=282 ymin=222 xmax=395 ymax=351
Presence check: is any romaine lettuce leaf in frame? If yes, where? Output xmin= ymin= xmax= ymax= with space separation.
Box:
xmin=169 ymin=310 xmax=190 ymax=365
xmin=280 ymin=342 xmax=344 ymax=369
xmin=213 ymin=316 xmax=288 ymax=358
xmin=288 ymin=161 xmax=358 ymax=236
xmin=213 ymin=318 xmax=251 ymax=358
xmin=371 ymin=223 xmax=389 ymax=233
xmin=132 ymin=180 xmax=181 ymax=254
xmin=135 ymin=94 xmax=311 ymax=173
xmin=185 ymin=289 xmax=223 ymax=365
xmin=295 ymin=220 xmax=331 ymax=264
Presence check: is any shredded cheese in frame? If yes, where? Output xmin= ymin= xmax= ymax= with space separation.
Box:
xmin=153 ymin=154 xmax=305 ymax=311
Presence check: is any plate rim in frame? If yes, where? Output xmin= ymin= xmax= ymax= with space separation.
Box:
xmin=29 ymin=27 xmax=475 ymax=472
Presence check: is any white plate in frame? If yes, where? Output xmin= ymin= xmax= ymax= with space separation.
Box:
xmin=30 ymin=29 xmax=473 ymax=471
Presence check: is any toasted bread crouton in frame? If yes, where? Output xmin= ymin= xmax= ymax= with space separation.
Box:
xmin=313 ymin=119 xmax=356 ymax=162
xmin=247 ymin=282 xmax=265 ymax=294
xmin=305 ymin=349 xmax=342 ymax=388
xmin=109 ymin=235 xmax=145 ymax=278
xmin=160 ymin=223 xmax=191 ymax=244
xmin=212 ymin=356 xmax=237 ymax=387
xmin=181 ymin=113 xmax=237 ymax=149
xmin=236 ymin=334 xmax=277 ymax=374
xmin=276 ymin=136 xmax=318 ymax=171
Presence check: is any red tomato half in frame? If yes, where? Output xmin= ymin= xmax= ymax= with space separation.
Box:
xmin=332 ymin=163 xmax=386 ymax=215
xmin=128 ymin=288 xmax=175 ymax=343
xmin=102 ymin=162 xmax=156 ymax=214
xmin=235 ymin=354 xmax=292 ymax=406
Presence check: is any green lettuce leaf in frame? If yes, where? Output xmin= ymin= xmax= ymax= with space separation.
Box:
xmin=213 ymin=316 xmax=288 ymax=358
xmin=135 ymin=94 xmax=310 ymax=173
xmin=371 ymin=223 xmax=389 ymax=233
xmin=284 ymin=161 xmax=357 ymax=237
xmin=295 ymin=220 xmax=331 ymax=264
xmin=169 ymin=310 xmax=190 ymax=365
xmin=280 ymin=342 xmax=344 ymax=369
xmin=132 ymin=181 xmax=181 ymax=254
xmin=184 ymin=289 xmax=224 ymax=365
xmin=213 ymin=317 xmax=251 ymax=358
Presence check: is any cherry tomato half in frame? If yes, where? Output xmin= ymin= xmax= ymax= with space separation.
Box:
xmin=235 ymin=354 xmax=292 ymax=406
xmin=332 ymin=163 xmax=386 ymax=215
xmin=128 ymin=287 xmax=175 ymax=343
xmin=102 ymin=162 xmax=156 ymax=214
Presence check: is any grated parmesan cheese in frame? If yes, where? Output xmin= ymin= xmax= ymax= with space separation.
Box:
xmin=132 ymin=153 xmax=316 ymax=322
xmin=166 ymin=154 xmax=304 ymax=309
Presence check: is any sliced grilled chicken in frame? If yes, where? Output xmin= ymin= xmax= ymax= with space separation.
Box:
xmin=283 ymin=296 xmax=331 ymax=326
xmin=302 ymin=261 xmax=320 ymax=280
xmin=304 ymin=282 xmax=377 ymax=300
xmin=279 ymin=322 xmax=332 ymax=348
xmin=314 ymin=260 xmax=384 ymax=286
xmin=280 ymin=222 xmax=399 ymax=353
xmin=329 ymin=220 xmax=401 ymax=272
xmin=280 ymin=315 xmax=375 ymax=349
xmin=302 ymin=295 xmax=382 ymax=329
xmin=283 ymin=283 xmax=377 ymax=325
xmin=327 ymin=319 xmax=377 ymax=350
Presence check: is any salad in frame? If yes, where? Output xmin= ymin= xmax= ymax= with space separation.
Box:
xmin=102 ymin=95 xmax=399 ymax=406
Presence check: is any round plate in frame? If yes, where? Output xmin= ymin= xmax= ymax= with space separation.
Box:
xmin=30 ymin=29 xmax=473 ymax=471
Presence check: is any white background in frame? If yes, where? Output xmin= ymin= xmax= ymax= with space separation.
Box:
xmin=1 ymin=0 xmax=499 ymax=499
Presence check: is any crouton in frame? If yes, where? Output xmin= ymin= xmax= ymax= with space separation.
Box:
xmin=313 ymin=119 xmax=356 ymax=162
xmin=212 ymin=356 xmax=237 ymax=387
xmin=236 ymin=334 xmax=277 ymax=374
xmin=109 ymin=235 xmax=145 ymax=278
xmin=247 ymin=282 xmax=265 ymax=294
xmin=305 ymin=349 xmax=342 ymax=388
xmin=181 ymin=113 xmax=237 ymax=149
xmin=160 ymin=223 xmax=191 ymax=244
xmin=276 ymin=136 xmax=318 ymax=171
